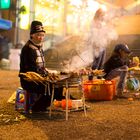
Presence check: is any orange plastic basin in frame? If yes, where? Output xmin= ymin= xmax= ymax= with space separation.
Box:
xmin=83 ymin=79 xmax=116 ymax=101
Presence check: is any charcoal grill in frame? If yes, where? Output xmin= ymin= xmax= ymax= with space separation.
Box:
xmin=49 ymin=74 xmax=87 ymax=120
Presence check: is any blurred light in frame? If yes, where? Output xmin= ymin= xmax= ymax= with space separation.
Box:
xmin=100 ymin=4 xmax=107 ymax=12
xmin=20 ymin=16 xmax=29 ymax=29
xmin=41 ymin=1 xmax=45 ymax=5
xmin=19 ymin=0 xmax=30 ymax=29
xmin=0 ymin=18 xmax=12 ymax=30
xmin=87 ymin=0 xmax=100 ymax=12
xmin=0 ymin=0 xmax=10 ymax=9
xmin=70 ymin=0 xmax=82 ymax=7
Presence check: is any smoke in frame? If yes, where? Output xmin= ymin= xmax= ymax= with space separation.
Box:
xmin=64 ymin=9 xmax=118 ymax=72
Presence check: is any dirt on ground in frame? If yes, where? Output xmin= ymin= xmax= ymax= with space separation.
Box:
xmin=0 ymin=69 xmax=140 ymax=140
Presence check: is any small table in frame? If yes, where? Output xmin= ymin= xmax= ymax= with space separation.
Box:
xmin=49 ymin=75 xmax=87 ymax=120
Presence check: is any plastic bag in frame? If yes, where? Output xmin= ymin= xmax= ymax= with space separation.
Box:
xmin=127 ymin=77 xmax=140 ymax=91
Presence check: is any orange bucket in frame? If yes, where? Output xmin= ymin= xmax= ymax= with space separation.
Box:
xmin=83 ymin=79 xmax=116 ymax=101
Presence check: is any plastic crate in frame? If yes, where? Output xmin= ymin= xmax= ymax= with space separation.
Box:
xmin=83 ymin=79 xmax=116 ymax=101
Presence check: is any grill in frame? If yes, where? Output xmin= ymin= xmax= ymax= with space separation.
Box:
xmin=49 ymin=74 xmax=87 ymax=121
xmin=54 ymin=74 xmax=82 ymax=87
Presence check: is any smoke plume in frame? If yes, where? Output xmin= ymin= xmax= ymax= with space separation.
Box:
xmin=64 ymin=9 xmax=118 ymax=72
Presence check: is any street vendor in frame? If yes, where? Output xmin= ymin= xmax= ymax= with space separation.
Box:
xmin=19 ymin=20 xmax=64 ymax=112
xmin=103 ymin=44 xmax=131 ymax=98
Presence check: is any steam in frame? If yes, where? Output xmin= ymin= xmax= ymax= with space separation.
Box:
xmin=64 ymin=9 xmax=118 ymax=72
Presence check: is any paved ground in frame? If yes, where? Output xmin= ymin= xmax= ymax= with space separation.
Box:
xmin=1 ymin=70 xmax=140 ymax=140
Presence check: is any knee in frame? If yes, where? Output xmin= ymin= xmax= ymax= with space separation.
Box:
xmin=122 ymin=65 xmax=128 ymax=71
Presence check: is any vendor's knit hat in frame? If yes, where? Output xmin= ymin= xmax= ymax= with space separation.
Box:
xmin=114 ymin=44 xmax=131 ymax=54
xmin=30 ymin=20 xmax=45 ymax=35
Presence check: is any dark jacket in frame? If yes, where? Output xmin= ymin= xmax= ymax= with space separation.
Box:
xmin=19 ymin=40 xmax=47 ymax=76
xmin=103 ymin=54 xmax=127 ymax=78
xmin=18 ymin=40 xmax=64 ymax=111
xmin=19 ymin=40 xmax=48 ymax=92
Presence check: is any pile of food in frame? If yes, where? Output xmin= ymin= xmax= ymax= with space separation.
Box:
xmin=128 ymin=67 xmax=140 ymax=71
xmin=19 ymin=71 xmax=61 ymax=84
xmin=19 ymin=69 xmax=105 ymax=85
xmin=128 ymin=67 xmax=140 ymax=75
xmin=91 ymin=69 xmax=105 ymax=76
xmin=70 ymin=68 xmax=105 ymax=76
xmin=128 ymin=56 xmax=140 ymax=75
